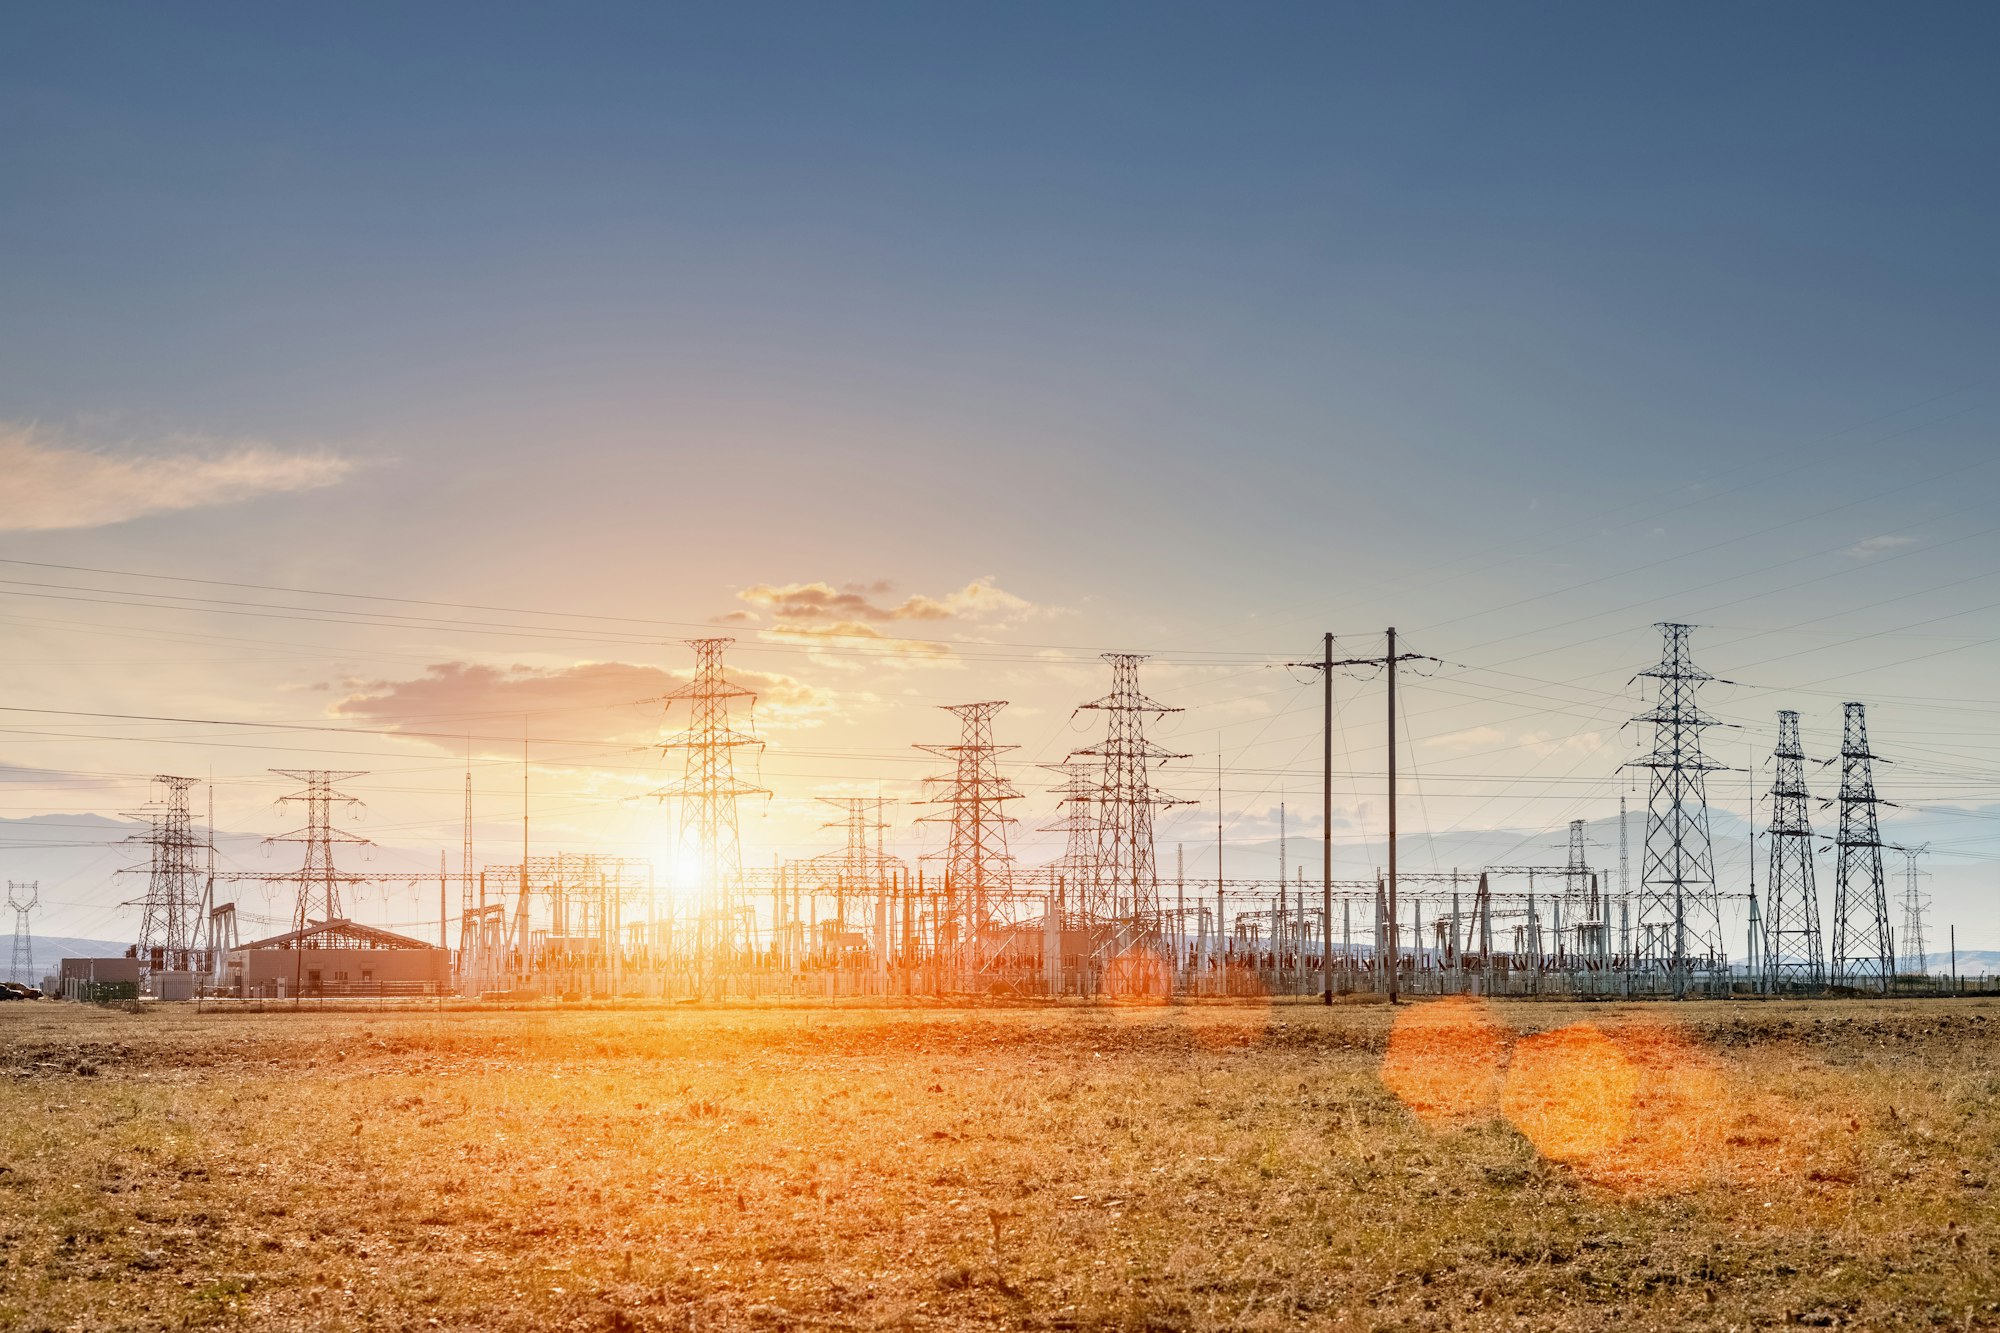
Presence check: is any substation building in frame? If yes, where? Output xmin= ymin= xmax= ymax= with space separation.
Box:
xmin=224 ymin=918 xmax=450 ymax=998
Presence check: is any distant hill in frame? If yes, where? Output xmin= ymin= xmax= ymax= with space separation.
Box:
xmin=1913 ymin=950 xmax=2000 ymax=977
xmin=5 ymin=935 xmax=132 ymax=987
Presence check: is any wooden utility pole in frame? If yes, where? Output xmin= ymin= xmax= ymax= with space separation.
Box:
xmin=1292 ymin=628 xmax=1435 ymax=1004
xmin=1387 ymin=626 xmax=1399 ymax=1002
xmin=1321 ymin=631 xmax=1334 ymax=1004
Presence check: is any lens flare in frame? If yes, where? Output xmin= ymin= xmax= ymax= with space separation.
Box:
xmin=1380 ymin=996 xmax=1507 ymax=1125
xmin=1499 ymin=1021 xmax=1639 ymax=1164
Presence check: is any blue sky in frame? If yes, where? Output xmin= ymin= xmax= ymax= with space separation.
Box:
xmin=3 ymin=3 xmax=1999 ymax=947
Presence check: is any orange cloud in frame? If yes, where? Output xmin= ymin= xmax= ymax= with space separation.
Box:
xmin=330 ymin=660 xmax=830 ymax=748
xmin=734 ymin=578 xmax=1030 ymax=625
xmin=0 ymin=422 xmax=352 ymax=531
xmin=762 ymin=621 xmax=953 ymax=660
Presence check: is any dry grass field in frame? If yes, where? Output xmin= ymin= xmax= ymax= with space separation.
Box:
xmin=2 ymin=996 xmax=1998 ymax=1331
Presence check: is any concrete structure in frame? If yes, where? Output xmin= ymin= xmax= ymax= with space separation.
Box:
xmin=225 ymin=919 xmax=449 ymax=997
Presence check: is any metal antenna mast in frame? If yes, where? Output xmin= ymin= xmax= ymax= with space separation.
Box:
xmin=1073 ymin=654 xmax=1189 ymax=937
xmin=1761 ymin=710 xmax=1824 ymax=991
xmin=7 ymin=881 xmax=37 ymax=984
xmin=1898 ymin=844 xmax=1930 ymax=980
xmin=1628 ymin=623 xmax=1727 ymax=995
xmin=125 ymin=775 xmax=209 ymax=972
xmin=1829 ymin=702 xmax=1896 ymax=991
xmin=655 ymin=638 xmax=767 ymax=971
xmin=917 ymin=701 xmax=1021 ymax=970
xmin=267 ymin=770 xmax=372 ymax=934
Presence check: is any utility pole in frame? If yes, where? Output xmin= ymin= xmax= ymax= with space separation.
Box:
xmin=1321 ymin=632 xmax=1333 ymax=1003
xmin=1291 ymin=628 xmax=1435 ymax=1004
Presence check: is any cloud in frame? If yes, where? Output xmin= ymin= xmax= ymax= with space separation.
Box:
xmin=1521 ymin=730 xmax=1605 ymax=759
xmin=762 ymin=621 xmax=953 ymax=660
xmin=1425 ymin=726 xmax=1509 ymax=750
xmin=734 ymin=578 xmax=1031 ymax=625
xmin=331 ymin=660 xmax=831 ymax=748
xmin=0 ymin=423 xmax=354 ymax=531
xmin=1844 ymin=535 xmax=1918 ymax=559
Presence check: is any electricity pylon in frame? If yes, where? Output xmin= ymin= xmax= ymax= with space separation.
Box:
xmin=1073 ymin=654 xmax=1190 ymax=938
xmin=1762 ymin=711 xmax=1824 ymax=992
xmin=812 ymin=796 xmax=902 ymax=928
xmin=122 ymin=776 xmax=209 ymax=972
xmin=1829 ymin=702 xmax=1896 ymax=991
xmin=917 ymin=701 xmax=1020 ymax=970
xmin=1039 ymin=757 xmax=1102 ymax=918
xmin=7 ymin=881 xmax=37 ymax=984
xmin=1628 ymin=623 xmax=1727 ymax=995
xmin=1897 ymin=844 xmax=1930 ymax=980
xmin=655 ymin=638 xmax=768 ymax=978
xmin=266 ymin=770 xmax=372 ymax=934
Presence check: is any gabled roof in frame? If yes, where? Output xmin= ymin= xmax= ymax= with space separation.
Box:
xmin=239 ymin=918 xmax=439 ymax=952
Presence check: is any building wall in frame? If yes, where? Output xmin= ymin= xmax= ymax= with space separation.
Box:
xmin=229 ymin=947 xmax=449 ymax=994
xmin=59 ymin=957 xmax=139 ymax=986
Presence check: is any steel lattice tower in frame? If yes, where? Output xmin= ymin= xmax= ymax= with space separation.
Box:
xmin=656 ymin=638 xmax=767 ymax=967
xmin=1073 ymin=654 xmax=1190 ymax=934
xmin=1562 ymin=819 xmax=1593 ymax=918
xmin=126 ymin=776 xmax=209 ymax=972
xmin=7 ymin=881 xmax=37 ymax=984
xmin=1830 ymin=703 xmax=1896 ymax=991
xmin=1628 ymin=624 xmax=1726 ymax=992
xmin=267 ymin=770 xmax=372 ymax=934
xmin=813 ymin=797 xmax=901 ymax=910
xmin=1039 ymin=757 xmax=1102 ymax=917
xmin=1897 ymin=844 xmax=1930 ymax=978
xmin=917 ymin=701 xmax=1021 ymax=964
xmin=1761 ymin=710 xmax=1824 ymax=991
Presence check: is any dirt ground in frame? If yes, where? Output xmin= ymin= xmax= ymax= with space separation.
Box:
xmin=2 ymin=996 xmax=1997 ymax=1331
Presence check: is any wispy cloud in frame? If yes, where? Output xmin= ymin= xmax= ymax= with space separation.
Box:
xmin=0 ymin=423 xmax=353 ymax=532
xmin=329 ymin=659 xmax=832 ymax=749
xmin=1844 ymin=535 xmax=1918 ymax=559
xmin=735 ymin=578 xmax=1031 ymax=625
xmin=762 ymin=621 xmax=954 ymax=661
xmin=1424 ymin=726 xmax=1508 ymax=750
xmin=726 ymin=576 xmax=1035 ymax=666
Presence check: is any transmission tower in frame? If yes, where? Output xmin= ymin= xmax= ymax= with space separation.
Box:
xmin=1761 ymin=710 xmax=1824 ymax=991
xmin=7 ymin=881 xmax=37 ymax=984
xmin=1072 ymin=654 xmax=1191 ymax=936
xmin=655 ymin=638 xmax=768 ymax=970
xmin=1562 ymin=818 xmax=1593 ymax=913
xmin=1628 ymin=623 xmax=1727 ymax=993
xmin=267 ymin=770 xmax=373 ymax=934
xmin=124 ymin=775 xmax=209 ymax=972
xmin=1897 ymin=844 xmax=1930 ymax=980
xmin=813 ymin=797 xmax=901 ymax=907
xmin=917 ymin=701 xmax=1021 ymax=967
xmin=1829 ymin=703 xmax=1896 ymax=991
xmin=1039 ymin=756 xmax=1102 ymax=916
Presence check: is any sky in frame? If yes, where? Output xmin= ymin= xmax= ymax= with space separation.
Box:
xmin=3 ymin=2 xmax=2000 ymax=951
